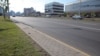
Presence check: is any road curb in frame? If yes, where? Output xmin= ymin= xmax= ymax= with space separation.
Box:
xmin=15 ymin=22 xmax=90 ymax=56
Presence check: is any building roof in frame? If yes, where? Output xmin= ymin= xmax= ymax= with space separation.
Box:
xmin=45 ymin=2 xmax=64 ymax=6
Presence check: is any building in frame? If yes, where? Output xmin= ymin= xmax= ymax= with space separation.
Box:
xmin=9 ymin=10 xmax=15 ymax=16
xmin=15 ymin=12 xmax=22 ymax=16
xmin=45 ymin=2 xmax=64 ymax=17
xmin=24 ymin=7 xmax=36 ymax=16
xmin=65 ymin=0 xmax=100 ymax=17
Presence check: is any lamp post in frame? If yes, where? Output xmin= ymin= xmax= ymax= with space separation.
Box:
xmin=6 ymin=0 xmax=10 ymax=19
xmin=78 ymin=0 xmax=82 ymax=16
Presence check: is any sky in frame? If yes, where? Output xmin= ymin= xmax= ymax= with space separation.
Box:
xmin=9 ymin=0 xmax=78 ymax=13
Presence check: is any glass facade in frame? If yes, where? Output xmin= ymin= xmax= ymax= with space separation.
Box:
xmin=65 ymin=0 xmax=100 ymax=17
xmin=65 ymin=0 xmax=100 ymax=13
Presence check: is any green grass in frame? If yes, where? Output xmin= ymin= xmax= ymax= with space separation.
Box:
xmin=0 ymin=16 xmax=42 ymax=56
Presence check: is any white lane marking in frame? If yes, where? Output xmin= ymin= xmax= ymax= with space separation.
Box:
xmin=66 ymin=24 xmax=100 ymax=31
xmin=81 ymin=22 xmax=98 ymax=25
xmin=12 ymin=18 xmax=100 ymax=31
xmin=74 ymin=20 xmax=99 ymax=25
xmin=46 ymin=20 xmax=100 ymax=31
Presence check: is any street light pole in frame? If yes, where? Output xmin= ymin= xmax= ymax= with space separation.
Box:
xmin=79 ymin=0 xmax=81 ymax=16
xmin=7 ymin=0 xmax=10 ymax=19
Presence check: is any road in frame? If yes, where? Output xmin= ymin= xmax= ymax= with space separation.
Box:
xmin=11 ymin=17 xmax=100 ymax=56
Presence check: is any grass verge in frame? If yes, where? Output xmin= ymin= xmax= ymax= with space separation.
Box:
xmin=0 ymin=16 xmax=45 ymax=56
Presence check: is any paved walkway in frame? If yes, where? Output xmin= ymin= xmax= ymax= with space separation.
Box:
xmin=15 ymin=22 xmax=90 ymax=56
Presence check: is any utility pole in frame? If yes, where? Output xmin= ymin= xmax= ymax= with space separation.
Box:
xmin=6 ymin=0 xmax=10 ymax=19
xmin=78 ymin=0 xmax=82 ymax=16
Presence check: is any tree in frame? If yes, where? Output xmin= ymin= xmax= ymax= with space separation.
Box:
xmin=0 ymin=0 xmax=8 ymax=19
xmin=63 ymin=12 xmax=67 ymax=17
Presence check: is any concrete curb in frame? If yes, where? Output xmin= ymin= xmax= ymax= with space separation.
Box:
xmin=15 ymin=22 xmax=90 ymax=56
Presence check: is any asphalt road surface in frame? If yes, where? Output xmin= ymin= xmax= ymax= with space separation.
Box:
xmin=11 ymin=17 xmax=100 ymax=56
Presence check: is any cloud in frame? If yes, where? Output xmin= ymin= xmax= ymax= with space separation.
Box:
xmin=9 ymin=0 xmax=70 ymax=12
xmin=9 ymin=0 xmax=45 ymax=12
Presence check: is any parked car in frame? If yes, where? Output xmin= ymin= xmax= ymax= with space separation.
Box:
xmin=12 ymin=15 xmax=16 ymax=17
xmin=72 ymin=15 xmax=83 ymax=20
xmin=46 ymin=15 xmax=51 ymax=18
xmin=85 ymin=15 xmax=91 ymax=18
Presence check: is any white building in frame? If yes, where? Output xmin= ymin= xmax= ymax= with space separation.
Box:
xmin=65 ymin=0 xmax=100 ymax=17
xmin=45 ymin=2 xmax=64 ymax=16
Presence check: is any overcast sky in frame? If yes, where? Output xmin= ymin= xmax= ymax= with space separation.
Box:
xmin=9 ymin=0 xmax=78 ymax=13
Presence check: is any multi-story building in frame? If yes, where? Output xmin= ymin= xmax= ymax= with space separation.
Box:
xmin=65 ymin=0 xmax=100 ymax=17
xmin=9 ymin=10 xmax=15 ymax=16
xmin=15 ymin=12 xmax=22 ymax=16
xmin=45 ymin=2 xmax=64 ymax=17
xmin=24 ymin=7 xmax=36 ymax=16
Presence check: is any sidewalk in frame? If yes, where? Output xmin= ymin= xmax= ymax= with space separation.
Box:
xmin=15 ymin=22 xmax=90 ymax=56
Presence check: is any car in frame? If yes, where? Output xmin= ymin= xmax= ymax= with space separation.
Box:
xmin=46 ymin=15 xmax=51 ymax=18
xmin=72 ymin=15 xmax=83 ymax=20
xmin=12 ymin=15 xmax=16 ymax=17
